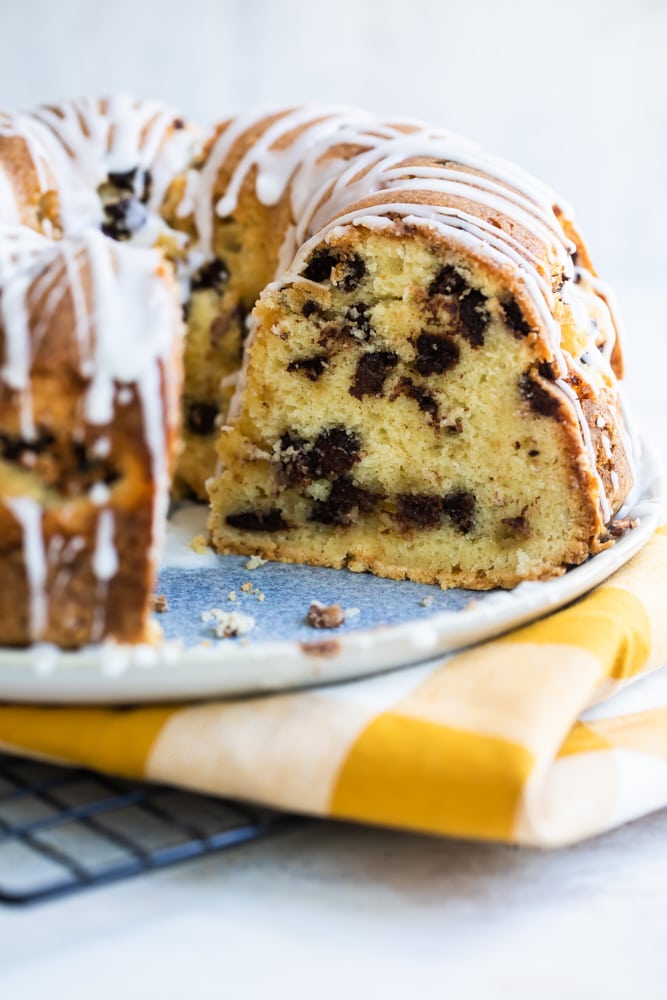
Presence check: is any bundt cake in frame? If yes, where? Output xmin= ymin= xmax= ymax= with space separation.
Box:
xmin=0 ymin=98 xmax=635 ymax=647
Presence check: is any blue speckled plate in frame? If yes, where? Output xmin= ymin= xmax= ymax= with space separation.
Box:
xmin=0 ymin=441 xmax=663 ymax=704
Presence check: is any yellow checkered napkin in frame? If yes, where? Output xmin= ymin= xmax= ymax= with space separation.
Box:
xmin=1 ymin=525 xmax=666 ymax=848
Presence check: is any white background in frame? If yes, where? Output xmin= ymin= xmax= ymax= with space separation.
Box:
xmin=1 ymin=0 xmax=666 ymax=283
xmin=1 ymin=3 xmax=667 ymax=995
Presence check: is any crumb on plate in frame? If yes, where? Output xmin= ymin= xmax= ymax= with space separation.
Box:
xmin=190 ymin=534 xmax=210 ymax=555
xmin=245 ymin=554 xmax=268 ymax=570
xmin=152 ymin=594 xmax=169 ymax=613
xmin=201 ymin=608 xmax=256 ymax=638
xmin=306 ymin=601 xmax=346 ymax=629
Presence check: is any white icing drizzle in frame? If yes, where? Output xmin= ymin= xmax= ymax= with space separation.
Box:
xmin=90 ymin=482 xmax=110 ymax=505
xmin=93 ymin=508 xmax=118 ymax=581
xmin=556 ymin=375 xmax=611 ymax=522
xmin=91 ymin=502 xmax=118 ymax=642
xmin=0 ymin=96 xmax=201 ymax=250
xmin=6 ymin=497 xmax=47 ymax=640
xmin=0 ymin=216 xmax=179 ymax=643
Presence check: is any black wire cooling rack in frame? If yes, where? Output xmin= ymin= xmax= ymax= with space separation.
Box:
xmin=0 ymin=752 xmax=302 ymax=906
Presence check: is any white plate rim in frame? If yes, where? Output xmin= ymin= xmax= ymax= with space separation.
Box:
xmin=0 ymin=439 xmax=664 ymax=704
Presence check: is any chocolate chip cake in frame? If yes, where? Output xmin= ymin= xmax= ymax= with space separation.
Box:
xmin=205 ymin=117 xmax=634 ymax=589
xmin=0 ymin=98 xmax=635 ymax=646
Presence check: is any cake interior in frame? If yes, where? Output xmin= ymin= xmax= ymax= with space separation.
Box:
xmin=209 ymin=228 xmax=601 ymax=589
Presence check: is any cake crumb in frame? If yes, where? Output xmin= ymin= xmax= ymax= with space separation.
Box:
xmin=300 ymin=639 xmax=341 ymax=657
xmin=245 ymin=554 xmax=268 ymax=570
xmin=201 ymin=608 xmax=255 ymax=638
xmin=228 ymin=591 xmax=237 ymax=602
xmin=239 ymin=580 xmax=265 ymax=600
xmin=420 ymin=596 xmax=434 ymax=608
xmin=190 ymin=534 xmax=209 ymax=555
xmin=306 ymin=601 xmax=345 ymax=629
xmin=152 ymin=594 xmax=169 ymax=613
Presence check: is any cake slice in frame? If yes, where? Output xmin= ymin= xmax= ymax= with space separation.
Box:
xmin=0 ymin=229 xmax=182 ymax=646
xmin=208 ymin=213 xmax=632 ymax=589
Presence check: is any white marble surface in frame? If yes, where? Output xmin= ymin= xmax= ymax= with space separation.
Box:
xmin=4 ymin=814 xmax=667 ymax=999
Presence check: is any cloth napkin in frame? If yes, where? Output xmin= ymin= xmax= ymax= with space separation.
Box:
xmin=0 ymin=524 xmax=666 ymax=848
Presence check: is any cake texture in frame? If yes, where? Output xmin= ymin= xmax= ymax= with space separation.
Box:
xmin=0 ymin=98 xmax=636 ymax=647
xmin=204 ymin=112 xmax=634 ymax=588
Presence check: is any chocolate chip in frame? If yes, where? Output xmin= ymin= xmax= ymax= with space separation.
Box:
xmin=429 ymin=265 xmax=468 ymax=296
xmin=501 ymin=513 xmax=530 ymax=538
xmin=0 ymin=428 xmax=55 ymax=462
xmin=142 ymin=170 xmax=153 ymax=204
xmin=310 ymin=477 xmax=380 ymax=526
xmin=459 ymin=290 xmax=489 ymax=347
xmin=445 ymin=417 xmax=463 ymax=435
xmin=172 ymin=118 xmax=185 ymax=130
xmin=519 ymin=374 xmax=562 ymax=420
xmin=442 ymin=490 xmax=476 ymax=534
xmin=107 ymin=168 xmax=138 ymax=192
xmin=343 ymin=302 xmax=373 ymax=340
xmin=302 ymin=249 xmax=366 ymax=292
xmin=311 ymin=428 xmax=361 ymax=477
xmin=302 ymin=299 xmax=319 ymax=317
xmin=396 ymin=494 xmax=443 ymax=529
xmin=191 ymin=258 xmax=230 ymax=295
xmin=101 ymin=198 xmax=147 ymax=241
xmin=502 ymin=297 xmax=533 ymax=338
xmin=319 ymin=303 xmax=374 ymax=348
xmin=276 ymin=432 xmax=312 ymax=487
xmin=186 ymin=401 xmax=219 ymax=436
xmin=538 ymin=360 xmax=556 ymax=381
xmin=335 ymin=254 xmax=366 ymax=292
xmin=287 ymin=355 xmax=328 ymax=381
xmin=226 ymin=509 xmax=288 ymax=532
xmin=302 ymin=249 xmax=338 ymax=284
xmin=391 ymin=378 xmax=438 ymax=421
xmin=528 ymin=449 xmax=540 ymax=457
xmin=414 ymin=333 xmax=459 ymax=377
xmin=276 ymin=427 xmax=361 ymax=486
xmin=350 ymin=351 xmax=398 ymax=399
